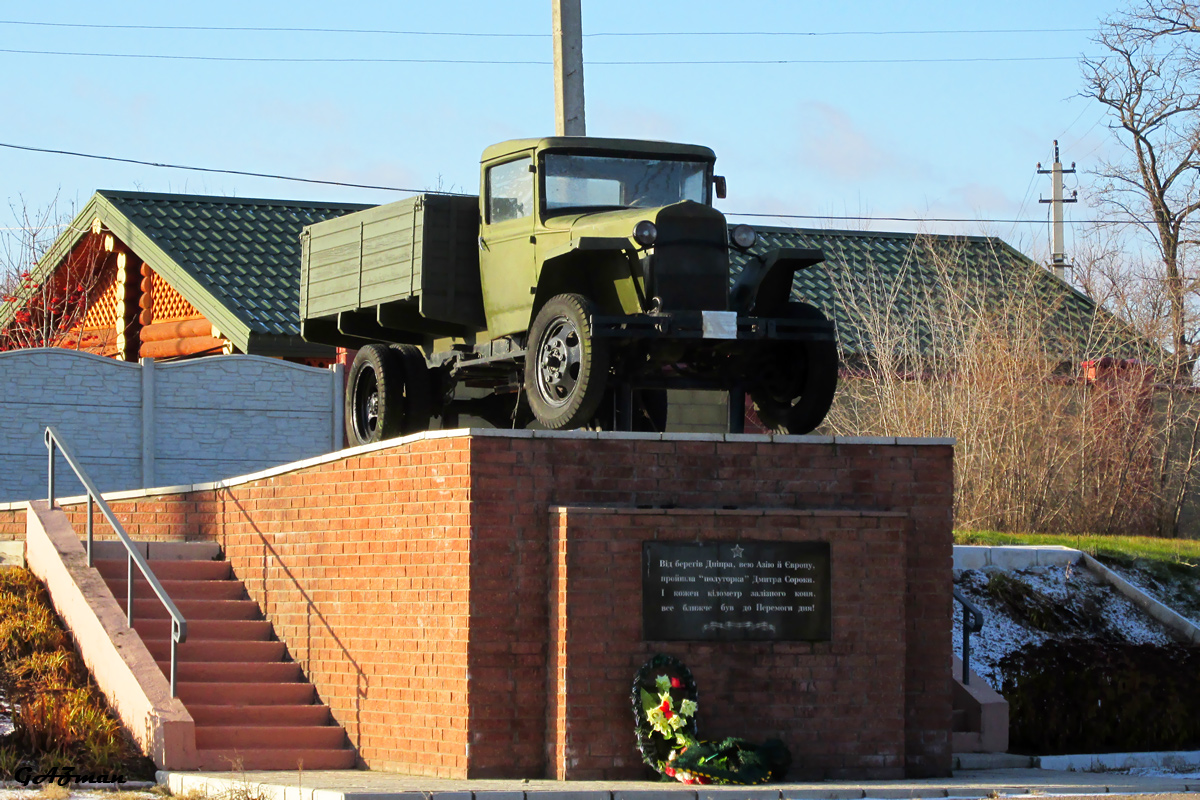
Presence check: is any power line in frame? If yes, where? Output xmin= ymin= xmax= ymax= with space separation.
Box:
xmin=0 ymin=19 xmax=1094 ymax=37
xmin=725 ymin=212 xmax=1149 ymax=225
xmin=1 ymin=139 xmax=1155 ymax=225
xmin=0 ymin=141 xmax=455 ymax=195
xmin=0 ymin=47 xmax=1084 ymax=65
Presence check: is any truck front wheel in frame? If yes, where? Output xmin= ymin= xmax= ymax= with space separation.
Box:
xmin=525 ymin=293 xmax=610 ymax=430
xmin=749 ymin=303 xmax=839 ymax=435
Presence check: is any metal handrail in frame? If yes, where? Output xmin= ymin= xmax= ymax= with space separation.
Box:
xmin=45 ymin=427 xmax=188 ymax=696
xmin=953 ymin=586 xmax=984 ymax=686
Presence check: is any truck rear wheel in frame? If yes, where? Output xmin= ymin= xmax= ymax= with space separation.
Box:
xmin=525 ymin=293 xmax=610 ymax=430
xmin=390 ymin=343 xmax=432 ymax=435
xmin=346 ymin=344 xmax=402 ymax=445
xmin=749 ymin=303 xmax=839 ymax=435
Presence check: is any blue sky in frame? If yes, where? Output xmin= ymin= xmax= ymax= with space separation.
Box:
xmin=0 ymin=1 xmax=1123 ymax=258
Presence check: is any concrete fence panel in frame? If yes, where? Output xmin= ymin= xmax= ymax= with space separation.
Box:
xmin=0 ymin=348 xmax=342 ymax=502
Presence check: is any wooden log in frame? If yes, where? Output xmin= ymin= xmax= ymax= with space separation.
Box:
xmin=139 ymin=336 xmax=225 ymax=359
xmin=140 ymin=318 xmax=212 ymax=343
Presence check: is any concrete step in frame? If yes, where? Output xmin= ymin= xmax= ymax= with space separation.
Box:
xmin=104 ymin=578 xmax=247 ymax=600
xmin=196 ymin=748 xmax=355 ymax=771
xmin=195 ymin=726 xmax=345 ymax=750
xmin=135 ymin=618 xmax=272 ymax=641
xmin=188 ymin=705 xmax=332 ymax=727
xmin=118 ymin=598 xmax=261 ymax=620
xmin=158 ymin=661 xmax=303 ymax=683
xmin=177 ymin=682 xmax=315 ymax=706
xmin=86 ymin=541 xmax=221 ymax=562
xmin=953 ymin=752 xmax=1039 ymax=770
xmin=143 ymin=639 xmax=286 ymax=663
xmin=94 ymin=558 xmax=231 ymax=581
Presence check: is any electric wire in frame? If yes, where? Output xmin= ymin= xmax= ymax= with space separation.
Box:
xmin=0 ymin=47 xmax=1084 ymax=65
xmin=0 ymin=20 xmax=1094 ymax=37
xmin=1 ymin=140 xmax=1156 ymax=225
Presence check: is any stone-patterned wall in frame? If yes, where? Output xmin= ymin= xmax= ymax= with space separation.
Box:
xmin=0 ymin=348 xmax=339 ymax=503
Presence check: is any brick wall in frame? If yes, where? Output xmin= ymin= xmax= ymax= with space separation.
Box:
xmin=549 ymin=506 xmax=912 ymax=780
xmin=1 ymin=431 xmax=953 ymax=779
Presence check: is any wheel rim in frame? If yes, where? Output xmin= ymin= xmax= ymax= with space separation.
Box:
xmin=535 ymin=315 xmax=582 ymax=409
xmin=353 ymin=365 xmax=380 ymax=440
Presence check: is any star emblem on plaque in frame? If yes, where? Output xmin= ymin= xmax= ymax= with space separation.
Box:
xmin=730 ymin=544 xmax=745 ymax=559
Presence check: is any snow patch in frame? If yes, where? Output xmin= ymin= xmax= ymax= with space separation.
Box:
xmin=953 ymin=562 xmax=1177 ymax=690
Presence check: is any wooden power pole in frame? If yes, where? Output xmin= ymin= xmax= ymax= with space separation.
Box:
xmin=552 ymin=0 xmax=586 ymax=136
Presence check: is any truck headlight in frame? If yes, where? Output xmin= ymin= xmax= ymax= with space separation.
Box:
xmin=731 ymin=224 xmax=757 ymax=249
xmin=633 ymin=220 xmax=657 ymax=247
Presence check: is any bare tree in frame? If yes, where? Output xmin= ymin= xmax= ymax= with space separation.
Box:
xmin=0 ymin=197 xmax=106 ymax=352
xmin=1082 ymin=1 xmax=1200 ymax=381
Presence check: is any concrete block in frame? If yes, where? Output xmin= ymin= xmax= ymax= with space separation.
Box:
xmin=985 ymin=546 xmax=1047 ymax=571
xmin=614 ymin=791 xmax=697 ymax=800
xmin=781 ymin=791 xmax=864 ymax=800
xmin=698 ymin=790 xmax=779 ymax=800
xmin=896 ymin=437 xmax=957 ymax=447
xmin=834 ymin=436 xmax=897 ymax=446
xmin=1034 ymin=547 xmax=1082 ymax=568
xmin=773 ymin=434 xmax=835 ymax=444
xmin=473 ymin=793 xmax=527 ymax=800
xmin=663 ymin=432 xmax=725 ymax=442
xmin=525 ymin=792 xmax=610 ymax=800
xmin=952 ymin=546 xmax=990 ymax=571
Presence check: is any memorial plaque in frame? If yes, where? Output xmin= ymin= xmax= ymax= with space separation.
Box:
xmin=642 ymin=540 xmax=831 ymax=641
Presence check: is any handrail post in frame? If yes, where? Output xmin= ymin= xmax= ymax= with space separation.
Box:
xmin=171 ymin=620 xmax=180 ymax=698
xmin=47 ymin=436 xmax=55 ymax=508
xmin=86 ymin=494 xmax=94 ymax=567
xmin=127 ymin=552 xmax=135 ymax=627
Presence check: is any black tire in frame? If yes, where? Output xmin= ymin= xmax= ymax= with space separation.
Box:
xmin=390 ymin=343 xmax=432 ymax=435
xmin=749 ymin=303 xmax=839 ymax=435
xmin=346 ymin=344 xmax=403 ymax=445
xmin=524 ymin=293 xmax=610 ymax=430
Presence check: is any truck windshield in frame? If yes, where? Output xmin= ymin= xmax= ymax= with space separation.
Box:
xmin=542 ymin=153 xmax=709 ymax=214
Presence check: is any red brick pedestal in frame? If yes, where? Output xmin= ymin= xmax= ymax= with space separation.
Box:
xmin=14 ymin=431 xmax=953 ymax=779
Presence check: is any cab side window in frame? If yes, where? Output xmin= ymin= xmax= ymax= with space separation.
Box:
xmin=487 ymin=157 xmax=534 ymax=223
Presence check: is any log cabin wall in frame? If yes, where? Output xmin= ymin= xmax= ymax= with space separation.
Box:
xmin=137 ymin=267 xmax=230 ymax=360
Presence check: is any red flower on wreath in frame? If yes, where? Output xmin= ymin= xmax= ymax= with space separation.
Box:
xmin=671 ymin=677 xmax=682 ymax=688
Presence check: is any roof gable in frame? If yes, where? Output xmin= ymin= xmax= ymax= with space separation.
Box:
xmin=95 ymin=191 xmax=368 ymax=352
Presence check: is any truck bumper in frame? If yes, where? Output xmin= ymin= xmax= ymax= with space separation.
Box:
xmin=592 ymin=310 xmax=835 ymax=342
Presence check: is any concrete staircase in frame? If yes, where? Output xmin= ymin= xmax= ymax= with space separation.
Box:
xmin=92 ymin=541 xmax=355 ymax=771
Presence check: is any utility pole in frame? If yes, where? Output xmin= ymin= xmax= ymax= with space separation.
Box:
xmin=1038 ymin=140 xmax=1078 ymax=281
xmin=552 ymin=0 xmax=586 ymax=136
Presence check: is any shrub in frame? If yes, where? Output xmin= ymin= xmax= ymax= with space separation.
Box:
xmin=1000 ymin=639 xmax=1200 ymax=753
xmin=0 ymin=568 xmax=152 ymax=778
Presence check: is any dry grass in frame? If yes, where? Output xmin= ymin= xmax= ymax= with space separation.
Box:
xmin=0 ymin=567 xmax=153 ymax=778
xmin=821 ymin=234 xmax=1198 ymax=537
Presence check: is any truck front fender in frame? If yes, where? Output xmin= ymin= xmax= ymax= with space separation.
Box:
xmin=532 ymin=239 xmax=646 ymax=327
xmin=729 ymin=247 xmax=824 ymax=317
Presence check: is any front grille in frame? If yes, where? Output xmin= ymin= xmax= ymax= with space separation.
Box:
xmin=652 ymin=203 xmax=729 ymax=311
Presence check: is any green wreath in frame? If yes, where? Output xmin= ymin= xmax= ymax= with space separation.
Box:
xmin=631 ymin=654 xmax=791 ymax=785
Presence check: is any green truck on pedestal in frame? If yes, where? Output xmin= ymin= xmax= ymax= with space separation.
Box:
xmin=299 ymin=136 xmax=838 ymax=446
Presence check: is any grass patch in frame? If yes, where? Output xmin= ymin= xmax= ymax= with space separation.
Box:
xmin=954 ymin=529 xmax=1200 ymax=565
xmin=0 ymin=567 xmax=153 ymax=779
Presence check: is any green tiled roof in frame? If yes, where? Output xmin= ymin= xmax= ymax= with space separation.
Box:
xmin=99 ymin=191 xmax=369 ymax=341
xmin=733 ymin=226 xmax=1142 ymax=362
xmin=12 ymin=189 xmax=1140 ymax=362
